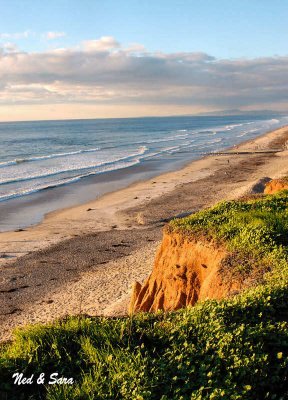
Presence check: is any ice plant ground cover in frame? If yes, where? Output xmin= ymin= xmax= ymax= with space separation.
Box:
xmin=0 ymin=191 xmax=287 ymax=400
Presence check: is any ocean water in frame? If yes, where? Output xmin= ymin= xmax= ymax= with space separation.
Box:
xmin=0 ymin=115 xmax=287 ymax=231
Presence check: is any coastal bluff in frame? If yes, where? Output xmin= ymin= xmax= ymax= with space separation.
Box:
xmin=129 ymin=179 xmax=288 ymax=314
xmin=264 ymin=177 xmax=288 ymax=194
xmin=129 ymin=231 xmax=236 ymax=313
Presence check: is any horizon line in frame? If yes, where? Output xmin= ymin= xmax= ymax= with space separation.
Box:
xmin=0 ymin=110 xmax=284 ymax=125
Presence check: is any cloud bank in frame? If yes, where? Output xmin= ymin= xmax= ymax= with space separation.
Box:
xmin=0 ymin=36 xmax=287 ymax=120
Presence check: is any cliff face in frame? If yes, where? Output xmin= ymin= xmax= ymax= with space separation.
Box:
xmin=130 ymin=184 xmax=288 ymax=314
xmin=129 ymin=231 xmax=240 ymax=313
xmin=264 ymin=178 xmax=288 ymax=194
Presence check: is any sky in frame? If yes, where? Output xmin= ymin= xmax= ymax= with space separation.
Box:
xmin=0 ymin=0 xmax=287 ymax=121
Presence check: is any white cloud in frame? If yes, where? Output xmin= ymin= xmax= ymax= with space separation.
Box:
xmin=82 ymin=36 xmax=120 ymax=52
xmin=123 ymin=43 xmax=146 ymax=54
xmin=0 ymin=42 xmax=19 ymax=53
xmin=45 ymin=31 xmax=66 ymax=40
xmin=0 ymin=30 xmax=31 ymax=39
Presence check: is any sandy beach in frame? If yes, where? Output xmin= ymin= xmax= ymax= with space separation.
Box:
xmin=1 ymin=125 xmax=288 ymax=342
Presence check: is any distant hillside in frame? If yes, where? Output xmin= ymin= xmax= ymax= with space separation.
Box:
xmin=196 ymin=109 xmax=287 ymax=117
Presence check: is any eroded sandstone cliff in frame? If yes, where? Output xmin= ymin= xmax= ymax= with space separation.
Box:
xmin=129 ymin=231 xmax=240 ymax=313
xmin=264 ymin=178 xmax=288 ymax=194
xmin=130 ymin=181 xmax=288 ymax=314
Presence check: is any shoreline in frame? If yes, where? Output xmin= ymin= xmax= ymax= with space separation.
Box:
xmin=1 ymin=124 xmax=287 ymax=260
xmin=1 ymin=125 xmax=288 ymax=341
xmin=1 ymin=119 xmax=287 ymax=233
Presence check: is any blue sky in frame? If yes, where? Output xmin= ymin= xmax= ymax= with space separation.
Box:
xmin=0 ymin=0 xmax=287 ymax=58
xmin=0 ymin=0 xmax=287 ymax=121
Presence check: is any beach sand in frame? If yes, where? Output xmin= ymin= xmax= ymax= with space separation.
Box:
xmin=1 ymin=125 xmax=288 ymax=342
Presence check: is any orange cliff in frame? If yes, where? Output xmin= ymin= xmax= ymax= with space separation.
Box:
xmin=264 ymin=178 xmax=288 ymax=194
xmin=129 ymin=230 xmax=241 ymax=314
xmin=129 ymin=178 xmax=288 ymax=314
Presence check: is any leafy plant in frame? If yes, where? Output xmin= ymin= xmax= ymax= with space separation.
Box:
xmin=1 ymin=191 xmax=288 ymax=399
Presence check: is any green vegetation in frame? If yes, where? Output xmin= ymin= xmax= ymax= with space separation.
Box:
xmin=1 ymin=192 xmax=288 ymax=400
xmin=169 ymin=190 xmax=288 ymax=285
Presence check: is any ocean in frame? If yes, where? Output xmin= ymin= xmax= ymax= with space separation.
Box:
xmin=0 ymin=114 xmax=287 ymax=231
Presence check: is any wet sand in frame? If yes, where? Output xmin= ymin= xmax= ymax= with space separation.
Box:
xmin=1 ymin=125 xmax=288 ymax=341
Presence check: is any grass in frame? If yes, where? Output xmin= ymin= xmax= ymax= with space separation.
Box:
xmin=169 ymin=190 xmax=288 ymax=285
xmin=0 ymin=192 xmax=288 ymax=400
